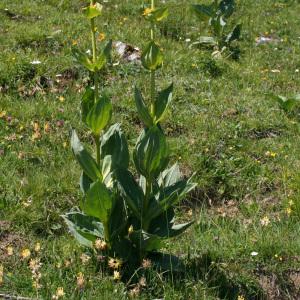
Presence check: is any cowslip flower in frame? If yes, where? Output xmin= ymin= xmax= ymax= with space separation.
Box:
xmin=21 ymin=248 xmax=31 ymax=259
xmin=108 ymin=258 xmax=122 ymax=269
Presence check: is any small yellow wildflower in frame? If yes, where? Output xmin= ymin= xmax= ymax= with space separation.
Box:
xmin=52 ymin=287 xmax=65 ymax=299
xmin=44 ymin=122 xmax=51 ymax=133
xmin=98 ymin=32 xmax=106 ymax=41
xmin=21 ymin=248 xmax=31 ymax=259
xmin=237 ymin=296 xmax=245 ymax=300
xmin=108 ymin=258 xmax=122 ymax=269
xmin=33 ymin=121 xmax=40 ymax=132
xmin=143 ymin=7 xmax=154 ymax=16
xmin=29 ymin=259 xmax=42 ymax=272
xmin=286 ymin=207 xmax=292 ymax=215
xmin=288 ymin=200 xmax=294 ymax=206
xmin=142 ymin=259 xmax=152 ymax=269
xmin=76 ymin=272 xmax=85 ymax=289
xmin=72 ymin=40 xmax=78 ymax=46
xmin=63 ymin=142 xmax=68 ymax=148
xmin=80 ymin=253 xmax=91 ymax=265
xmin=260 ymin=216 xmax=270 ymax=226
xmin=64 ymin=260 xmax=71 ymax=267
xmin=34 ymin=242 xmax=41 ymax=252
xmin=265 ymin=151 xmax=276 ymax=158
xmin=94 ymin=239 xmax=107 ymax=251
xmin=128 ymin=225 xmax=134 ymax=235
xmin=59 ymin=96 xmax=65 ymax=102
xmin=0 ymin=111 xmax=6 ymax=118
xmin=7 ymin=246 xmax=13 ymax=256
xmin=113 ymin=270 xmax=121 ymax=281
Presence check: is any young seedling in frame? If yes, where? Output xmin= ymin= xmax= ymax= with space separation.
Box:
xmin=191 ymin=0 xmax=241 ymax=58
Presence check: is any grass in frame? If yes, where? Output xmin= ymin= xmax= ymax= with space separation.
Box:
xmin=1 ymin=0 xmax=300 ymax=299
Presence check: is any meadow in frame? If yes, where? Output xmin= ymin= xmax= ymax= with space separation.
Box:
xmin=1 ymin=0 xmax=300 ymax=299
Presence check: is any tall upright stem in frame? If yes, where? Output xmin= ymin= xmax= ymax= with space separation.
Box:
xmin=90 ymin=0 xmax=99 ymax=101
xmin=150 ymin=0 xmax=156 ymax=115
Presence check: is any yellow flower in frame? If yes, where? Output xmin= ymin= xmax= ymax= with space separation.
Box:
xmin=142 ymin=259 xmax=152 ymax=269
xmin=265 ymin=151 xmax=276 ymax=158
xmin=108 ymin=258 xmax=122 ymax=269
xmin=21 ymin=248 xmax=31 ymax=259
xmin=33 ymin=121 xmax=40 ymax=132
xmin=143 ymin=7 xmax=154 ymax=16
xmin=113 ymin=270 xmax=121 ymax=281
xmin=94 ymin=239 xmax=107 ymax=250
xmin=128 ymin=225 xmax=134 ymax=235
xmin=55 ymin=287 xmax=65 ymax=298
xmin=288 ymin=200 xmax=294 ymax=206
xmin=98 ymin=32 xmax=106 ymax=41
xmin=59 ymin=96 xmax=65 ymax=102
xmin=286 ymin=207 xmax=292 ymax=215
xmin=0 ymin=111 xmax=6 ymax=118
xmin=80 ymin=253 xmax=91 ymax=265
xmin=63 ymin=142 xmax=68 ymax=148
xmin=76 ymin=272 xmax=85 ymax=289
xmin=72 ymin=40 xmax=78 ymax=46
xmin=34 ymin=242 xmax=41 ymax=252
xmin=237 ymin=296 xmax=245 ymax=300
xmin=7 ymin=246 xmax=13 ymax=256
xmin=260 ymin=216 xmax=270 ymax=226
xmin=29 ymin=259 xmax=42 ymax=272
xmin=44 ymin=122 xmax=51 ymax=133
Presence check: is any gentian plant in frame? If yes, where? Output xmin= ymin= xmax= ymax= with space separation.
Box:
xmin=63 ymin=0 xmax=197 ymax=273
xmin=191 ymin=0 xmax=241 ymax=57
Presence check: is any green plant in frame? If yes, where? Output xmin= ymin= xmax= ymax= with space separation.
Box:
xmin=191 ymin=0 xmax=241 ymax=56
xmin=63 ymin=0 xmax=196 ymax=271
xmin=269 ymin=93 xmax=300 ymax=112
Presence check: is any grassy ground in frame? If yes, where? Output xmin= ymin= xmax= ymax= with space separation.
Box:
xmin=1 ymin=0 xmax=300 ymax=299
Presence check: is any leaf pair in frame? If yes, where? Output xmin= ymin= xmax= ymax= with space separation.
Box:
xmin=134 ymin=83 xmax=173 ymax=127
xmin=72 ymin=40 xmax=112 ymax=73
xmin=143 ymin=7 xmax=169 ymax=23
xmin=141 ymin=41 xmax=163 ymax=71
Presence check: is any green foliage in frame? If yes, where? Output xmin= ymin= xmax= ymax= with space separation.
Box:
xmin=63 ymin=0 xmax=196 ymax=271
xmin=269 ymin=94 xmax=300 ymax=112
xmin=191 ymin=0 xmax=241 ymax=55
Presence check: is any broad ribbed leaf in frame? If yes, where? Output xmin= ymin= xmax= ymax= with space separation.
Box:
xmin=100 ymin=123 xmax=129 ymax=170
xmin=154 ymin=83 xmax=173 ymax=123
xmin=134 ymin=87 xmax=153 ymax=127
xmin=225 ymin=24 xmax=241 ymax=43
xmin=80 ymin=171 xmax=93 ymax=195
xmin=72 ymin=48 xmax=94 ymax=72
xmin=81 ymin=87 xmax=95 ymax=123
xmin=158 ymin=163 xmax=181 ymax=187
xmin=191 ymin=4 xmax=213 ymax=20
xmin=141 ymin=41 xmax=163 ymax=71
xmin=114 ymin=168 xmax=144 ymax=218
xmin=86 ymin=96 xmax=112 ymax=136
xmin=145 ymin=7 xmax=169 ymax=22
xmin=130 ymin=230 xmax=163 ymax=252
xmin=71 ymin=130 xmax=101 ymax=181
xmin=133 ymin=126 xmax=169 ymax=179
xmin=84 ymin=180 xmax=113 ymax=224
xmin=62 ymin=212 xmax=104 ymax=248
xmin=219 ymin=0 xmax=235 ymax=18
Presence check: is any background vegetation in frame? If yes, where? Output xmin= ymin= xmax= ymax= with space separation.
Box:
xmin=1 ymin=0 xmax=300 ymax=299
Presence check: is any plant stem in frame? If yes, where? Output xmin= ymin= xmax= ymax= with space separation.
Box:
xmin=95 ymin=136 xmax=101 ymax=165
xmin=150 ymin=0 xmax=156 ymax=114
xmin=90 ymin=3 xmax=99 ymax=101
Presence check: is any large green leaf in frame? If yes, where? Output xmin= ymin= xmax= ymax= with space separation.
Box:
xmin=133 ymin=126 xmax=169 ymax=179
xmin=191 ymin=4 xmax=213 ymax=20
xmin=134 ymin=87 xmax=154 ymax=127
xmin=71 ymin=130 xmax=102 ymax=181
xmin=158 ymin=163 xmax=181 ymax=187
xmin=114 ymin=168 xmax=144 ymax=218
xmin=144 ymin=7 xmax=169 ymax=22
xmin=86 ymin=96 xmax=112 ymax=136
xmin=80 ymin=171 xmax=93 ymax=195
xmin=130 ymin=230 xmax=163 ymax=252
xmin=83 ymin=2 xmax=103 ymax=19
xmin=100 ymin=123 xmax=129 ymax=170
xmin=72 ymin=48 xmax=94 ymax=72
xmin=83 ymin=180 xmax=113 ymax=224
xmin=154 ymin=83 xmax=173 ymax=123
xmin=141 ymin=41 xmax=163 ymax=71
xmin=219 ymin=0 xmax=235 ymax=18
xmin=62 ymin=212 xmax=104 ymax=248
xmin=81 ymin=87 xmax=95 ymax=124
xmin=225 ymin=24 xmax=241 ymax=43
